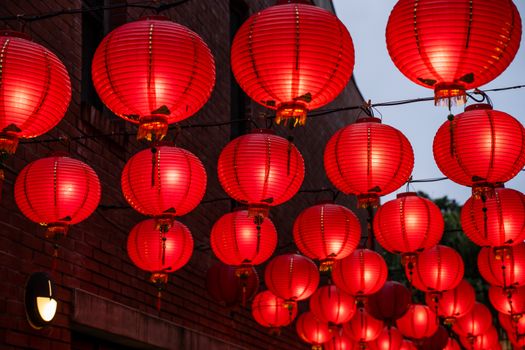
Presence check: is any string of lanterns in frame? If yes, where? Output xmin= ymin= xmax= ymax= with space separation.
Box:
xmin=2 ymin=0 xmax=525 ymax=349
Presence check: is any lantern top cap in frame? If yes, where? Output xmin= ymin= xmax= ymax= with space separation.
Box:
xmin=355 ymin=117 xmax=381 ymax=124
xmin=1 ymin=30 xmax=31 ymax=40
xmin=138 ymin=15 xmax=170 ymax=22
xmin=464 ymin=103 xmax=493 ymax=112
xmin=396 ymin=192 xmax=418 ymax=199
xmin=249 ymin=128 xmax=276 ymax=135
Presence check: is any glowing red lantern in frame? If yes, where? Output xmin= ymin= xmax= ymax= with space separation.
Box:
xmin=231 ymin=2 xmax=354 ymax=126
xmin=460 ymin=326 xmax=499 ymax=350
xmin=477 ymin=243 xmax=525 ymax=288
xmin=264 ymin=254 xmax=319 ymax=307
xmin=0 ymin=31 xmax=71 ymax=155
xmin=396 ymin=304 xmax=438 ymax=340
xmin=343 ymin=308 xmax=384 ymax=343
xmin=489 ymin=285 xmax=525 ymax=316
xmin=386 ymin=0 xmax=521 ymax=105
xmin=324 ymin=118 xmax=414 ymax=208
xmin=452 ymin=302 xmax=492 ymax=338
xmin=499 ymin=312 xmax=525 ymax=334
xmin=443 ymin=338 xmax=461 ymax=350
xmin=296 ymin=311 xmax=333 ymax=349
xmin=405 ymin=245 xmax=464 ymax=294
xmin=210 ymin=209 xmax=277 ymax=272
xmin=433 ymin=104 xmax=525 ymax=197
xmin=367 ymin=326 xmax=403 ymax=350
xmin=419 ymin=326 xmax=449 ymax=350
xmin=251 ymin=290 xmax=297 ymax=330
xmin=309 ymin=285 xmax=356 ymax=325
xmin=324 ymin=332 xmax=358 ymax=350
xmin=400 ymin=340 xmax=417 ymax=350
xmin=121 ymin=145 xmax=206 ymax=230
xmin=217 ymin=130 xmax=305 ymax=218
xmin=425 ymin=279 xmax=475 ymax=323
xmin=366 ymin=281 xmax=411 ymax=324
xmin=373 ymin=192 xmax=443 ymax=259
xmin=206 ymin=262 xmax=258 ymax=308
xmin=461 ymin=187 xmax=525 ymax=248
xmin=127 ymin=218 xmax=193 ymax=284
xmin=92 ymin=17 xmax=215 ymax=141
xmin=14 ymin=154 xmax=100 ymax=238
xmin=293 ymin=202 xmax=361 ymax=270
xmin=332 ymin=249 xmax=388 ymax=298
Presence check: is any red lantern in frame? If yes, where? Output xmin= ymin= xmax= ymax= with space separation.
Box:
xmin=121 ymin=145 xmax=206 ymax=230
xmin=499 ymin=312 xmax=525 ymax=334
xmin=461 ymin=187 xmax=525 ymax=248
xmin=231 ymin=2 xmax=354 ymax=126
xmin=210 ymin=209 xmax=277 ymax=272
xmin=443 ymin=338 xmax=461 ymax=350
xmin=264 ymin=254 xmax=319 ymax=306
xmin=400 ymin=340 xmax=417 ymax=350
xmin=508 ymin=331 xmax=525 ymax=348
xmin=477 ymin=243 xmax=525 ymax=288
xmin=396 ymin=304 xmax=438 ymax=340
xmin=367 ymin=326 xmax=403 ymax=350
xmin=366 ymin=281 xmax=411 ymax=324
xmin=217 ymin=129 xmax=305 ymax=218
xmin=405 ymin=245 xmax=464 ymax=294
xmin=324 ymin=118 xmax=414 ymax=208
xmin=373 ymin=192 xmax=443 ymax=259
xmin=296 ymin=311 xmax=334 ymax=349
xmin=251 ymin=290 xmax=297 ymax=330
xmin=293 ymin=202 xmax=361 ymax=271
xmin=92 ymin=17 xmax=215 ymax=141
xmin=14 ymin=154 xmax=100 ymax=238
xmin=0 ymin=31 xmax=71 ymax=155
xmin=452 ymin=302 xmax=492 ymax=338
xmin=127 ymin=218 xmax=193 ymax=284
xmin=386 ymin=0 xmax=521 ymax=105
xmin=332 ymin=249 xmax=388 ymax=298
xmin=489 ymin=285 xmax=525 ymax=316
xmin=309 ymin=285 xmax=356 ymax=325
xmin=433 ymin=104 xmax=525 ymax=197
xmin=460 ymin=326 xmax=499 ymax=350
xmin=343 ymin=308 xmax=384 ymax=343
xmin=324 ymin=332 xmax=359 ymax=350
xmin=425 ymin=279 xmax=475 ymax=323
xmin=206 ymin=262 xmax=259 ymax=308
xmin=418 ymin=326 xmax=450 ymax=350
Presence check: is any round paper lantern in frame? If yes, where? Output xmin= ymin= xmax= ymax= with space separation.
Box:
xmin=210 ymin=209 xmax=277 ymax=272
xmin=367 ymin=326 xmax=403 ymax=350
xmin=425 ymin=279 xmax=475 ymax=323
xmin=460 ymin=326 xmax=499 ymax=350
xmin=206 ymin=262 xmax=258 ymax=308
xmin=406 ymin=245 xmax=464 ymax=294
xmin=293 ymin=202 xmax=361 ymax=270
xmin=400 ymin=340 xmax=417 ymax=350
xmin=373 ymin=192 xmax=443 ymax=258
xmin=231 ymin=2 xmax=354 ymax=126
xmin=251 ymin=290 xmax=297 ymax=330
xmin=127 ymin=218 xmax=193 ymax=283
xmin=396 ymin=304 xmax=438 ymax=340
xmin=477 ymin=243 xmax=525 ymax=288
xmin=452 ymin=302 xmax=492 ymax=338
xmin=366 ymin=281 xmax=411 ymax=324
xmin=443 ymin=338 xmax=461 ymax=350
xmin=217 ymin=129 xmax=305 ymax=218
xmin=343 ymin=308 xmax=384 ymax=343
xmin=15 ymin=154 xmax=100 ymax=238
xmin=309 ymin=285 xmax=356 ymax=325
xmin=264 ymin=254 xmax=319 ymax=306
xmin=0 ymin=31 xmax=71 ymax=155
xmin=324 ymin=332 xmax=358 ymax=350
xmin=418 ymin=326 xmax=449 ymax=350
xmin=92 ymin=17 xmax=215 ymax=141
xmin=499 ymin=312 xmax=525 ymax=334
xmin=324 ymin=118 xmax=414 ymax=208
xmin=296 ymin=311 xmax=333 ymax=349
xmin=489 ymin=285 xmax=525 ymax=316
xmin=121 ymin=145 xmax=206 ymax=230
xmin=332 ymin=249 xmax=388 ymax=298
xmin=461 ymin=187 xmax=525 ymax=247
xmin=433 ymin=104 xmax=525 ymax=197
xmin=386 ymin=0 xmax=521 ymax=104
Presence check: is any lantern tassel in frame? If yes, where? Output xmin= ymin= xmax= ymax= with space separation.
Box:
xmin=0 ymin=167 xmax=4 ymax=202
xmin=156 ymin=289 xmax=162 ymax=312
xmin=51 ymin=243 xmax=59 ymax=272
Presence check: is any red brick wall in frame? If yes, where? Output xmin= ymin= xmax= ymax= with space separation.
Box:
xmin=0 ymin=1 xmax=365 ymax=349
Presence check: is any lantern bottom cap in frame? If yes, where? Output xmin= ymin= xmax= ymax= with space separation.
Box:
xmin=319 ymin=258 xmax=335 ymax=272
xmin=434 ymin=83 xmax=466 ymax=106
xmin=235 ymin=265 xmax=254 ymax=278
xmin=138 ymin=115 xmax=169 ymax=142
xmin=472 ymin=182 xmax=496 ymax=199
xmin=0 ymin=132 xmax=19 ymax=155
xmin=275 ymin=102 xmax=308 ymax=127
xmin=45 ymin=223 xmax=69 ymax=239
xmin=357 ymin=193 xmax=380 ymax=208
xmin=150 ymin=272 xmax=169 ymax=285
xmin=247 ymin=204 xmax=270 ymax=220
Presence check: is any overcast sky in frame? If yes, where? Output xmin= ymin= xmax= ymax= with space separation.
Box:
xmin=332 ymin=0 xmax=525 ymax=204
